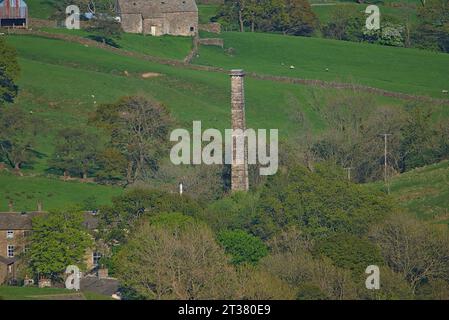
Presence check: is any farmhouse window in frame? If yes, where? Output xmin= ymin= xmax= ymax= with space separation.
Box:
xmin=93 ymin=252 xmax=102 ymax=266
xmin=7 ymin=245 xmax=14 ymax=258
xmin=6 ymin=230 xmax=14 ymax=239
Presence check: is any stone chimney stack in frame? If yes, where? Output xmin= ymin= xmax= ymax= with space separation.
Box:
xmin=230 ymin=69 xmax=249 ymax=192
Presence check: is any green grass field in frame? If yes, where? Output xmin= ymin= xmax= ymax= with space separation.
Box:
xmin=0 ymin=286 xmax=112 ymax=300
xmin=0 ymin=172 xmax=122 ymax=212
xmin=370 ymin=160 xmax=449 ymax=222
xmin=194 ymin=31 xmax=449 ymax=98
xmin=26 ymin=0 xmax=55 ymax=20
xmin=38 ymin=28 xmax=194 ymax=60
xmin=198 ymin=4 xmax=220 ymax=24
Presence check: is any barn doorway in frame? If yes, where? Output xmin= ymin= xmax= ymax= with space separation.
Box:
xmin=0 ymin=18 xmax=26 ymax=27
xmin=150 ymin=26 xmax=156 ymax=36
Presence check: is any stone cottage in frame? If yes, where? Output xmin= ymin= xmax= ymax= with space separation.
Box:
xmin=0 ymin=211 xmax=38 ymax=284
xmin=0 ymin=210 xmax=104 ymax=285
xmin=117 ymin=0 xmax=198 ymax=36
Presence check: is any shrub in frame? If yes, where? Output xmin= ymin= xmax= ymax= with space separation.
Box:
xmin=218 ymin=230 xmax=268 ymax=265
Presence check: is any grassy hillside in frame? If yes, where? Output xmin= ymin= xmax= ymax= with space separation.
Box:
xmin=371 ymin=160 xmax=449 ymax=222
xmin=194 ymin=32 xmax=449 ymax=98
xmin=198 ymin=4 xmax=220 ymax=24
xmin=39 ymin=28 xmax=194 ymax=60
xmin=26 ymin=0 xmax=55 ymax=20
xmin=0 ymin=172 xmax=122 ymax=212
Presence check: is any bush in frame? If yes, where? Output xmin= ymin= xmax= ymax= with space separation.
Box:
xmin=315 ymin=233 xmax=384 ymax=276
xmin=218 ymin=230 xmax=268 ymax=265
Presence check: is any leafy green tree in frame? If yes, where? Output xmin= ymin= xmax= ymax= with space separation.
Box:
xmin=414 ymin=0 xmax=449 ymax=52
xmin=322 ymin=5 xmax=364 ymax=41
xmin=28 ymin=210 xmax=93 ymax=280
xmin=0 ymin=37 xmax=20 ymax=105
xmin=87 ymin=19 xmax=122 ymax=47
xmin=218 ymin=230 xmax=268 ymax=265
xmin=218 ymin=0 xmax=317 ymax=35
xmin=98 ymin=188 xmax=202 ymax=245
xmin=399 ymin=108 xmax=439 ymax=171
xmin=91 ymin=96 xmax=173 ymax=184
xmin=0 ymin=107 xmax=39 ymax=172
xmin=254 ymin=164 xmax=394 ymax=239
xmin=48 ymin=128 xmax=101 ymax=179
xmin=315 ymin=233 xmax=384 ymax=276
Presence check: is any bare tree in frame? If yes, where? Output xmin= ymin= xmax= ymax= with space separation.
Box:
xmin=115 ymin=219 xmax=238 ymax=299
xmin=370 ymin=213 xmax=449 ymax=293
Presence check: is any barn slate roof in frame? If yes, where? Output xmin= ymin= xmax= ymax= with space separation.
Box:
xmin=117 ymin=0 xmax=198 ymax=18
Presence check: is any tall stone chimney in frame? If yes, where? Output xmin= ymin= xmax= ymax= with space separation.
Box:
xmin=230 ymin=69 xmax=249 ymax=192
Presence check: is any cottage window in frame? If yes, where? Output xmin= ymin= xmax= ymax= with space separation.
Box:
xmin=190 ymin=27 xmax=194 ymax=32
xmin=6 ymin=230 xmax=14 ymax=239
xmin=93 ymin=252 xmax=102 ymax=266
xmin=7 ymin=245 xmax=14 ymax=258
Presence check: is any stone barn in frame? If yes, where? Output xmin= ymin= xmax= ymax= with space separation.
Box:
xmin=0 ymin=0 xmax=28 ymax=28
xmin=117 ymin=0 xmax=198 ymax=36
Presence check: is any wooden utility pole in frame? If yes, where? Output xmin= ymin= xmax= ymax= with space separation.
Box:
xmin=380 ymin=134 xmax=392 ymax=193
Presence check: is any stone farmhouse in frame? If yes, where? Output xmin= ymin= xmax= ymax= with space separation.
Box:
xmin=0 ymin=209 xmax=106 ymax=286
xmin=116 ymin=0 xmax=198 ymax=36
xmin=0 ymin=211 xmax=37 ymax=284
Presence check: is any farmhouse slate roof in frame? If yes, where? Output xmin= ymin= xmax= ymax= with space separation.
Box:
xmin=0 ymin=211 xmax=98 ymax=230
xmin=0 ymin=212 xmax=40 ymax=230
xmin=117 ymin=0 xmax=198 ymax=18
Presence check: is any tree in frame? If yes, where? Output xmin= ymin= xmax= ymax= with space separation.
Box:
xmin=28 ymin=210 xmax=93 ymax=280
xmin=218 ymin=0 xmax=317 ymax=35
xmin=87 ymin=18 xmax=122 ymax=47
xmin=414 ymin=0 xmax=449 ymax=52
xmin=218 ymin=230 xmax=268 ymax=265
xmin=0 ymin=107 xmax=39 ymax=172
xmin=48 ymin=128 xmax=101 ymax=179
xmin=91 ymin=96 xmax=173 ymax=185
xmin=0 ymin=37 xmax=20 ymax=105
xmin=279 ymin=0 xmax=317 ymax=36
xmin=236 ymin=266 xmax=296 ymax=299
xmin=253 ymin=164 xmax=393 ymax=239
xmin=98 ymin=189 xmax=202 ymax=245
xmin=399 ymin=108 xmax=439 ymax=171
xmin=114 ymin=214 xmax=238 ymax=299
xmin=315 ymin=233 xmax=384 ymax=276
xmin=370 ymin=213 xmax=449 ymax=293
